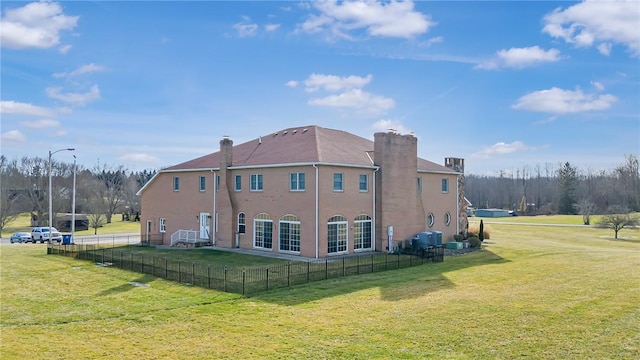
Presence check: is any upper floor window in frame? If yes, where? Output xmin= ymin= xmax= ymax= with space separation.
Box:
xmin=290 ymin=172 xmax=305 ymax=191
xmin=173 ymin=177 xmax=180 ymax=191
xmin=251 ymin=174 xmax=263 ymax=191
xmin=333 ymin=173 xmax=343 ymax=191
xmin=235 ymin=175 xmax=242 ymax=191
xmin=159 ymin=218 xmax=166 ymax=233
xmin=445 ymin=212 xmax=452 ymax=226
xmin=441 ymin=178 xmax=449 ymax=193
xmin=199 ymin=176 xmax=206 ymax=192
xmin=417 ymin=177 xmax=422 ymax=193
xmin=216 ymin=175 xmax=221 ymax=191
xmin=359 ymin=174 xmax=368 ymax=192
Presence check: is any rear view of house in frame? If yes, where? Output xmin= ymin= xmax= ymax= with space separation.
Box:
xmin=138 ymin=125 xmax=465 ymax=258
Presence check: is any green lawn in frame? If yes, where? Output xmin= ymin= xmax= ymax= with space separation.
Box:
xmin=2 ymin=213 xmax=140 ymax=237
xmin=1 ymin=223 xmax=639 ymax=359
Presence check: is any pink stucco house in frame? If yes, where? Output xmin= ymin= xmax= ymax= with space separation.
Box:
xmin=138 ymin=125 xmax=467 ymax=258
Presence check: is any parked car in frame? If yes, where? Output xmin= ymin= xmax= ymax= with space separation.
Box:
xmin=10 ymin=232 xmax=32 ymax=243
xmin=31 ymin=227 xmax=63 ymax=243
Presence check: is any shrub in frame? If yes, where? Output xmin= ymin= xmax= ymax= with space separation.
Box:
xmin=453 ymin=234 xmax=464 ymax=241
xmin=468 ymin=222 xmax=491 ymax=240
xmin=468 ymin=236 xmax=481 ymax=248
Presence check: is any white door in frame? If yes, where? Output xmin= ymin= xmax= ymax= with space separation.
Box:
xmin=199 ymin=213 xmax=210 ymax=239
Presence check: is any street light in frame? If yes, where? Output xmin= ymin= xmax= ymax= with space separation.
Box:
xmin=71 ymin=155 xmax=77 ymax=243
xmin=49 ymin=148 xmax=74 ymax=244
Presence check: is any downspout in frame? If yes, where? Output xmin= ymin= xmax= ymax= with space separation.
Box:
xmin=211 ymin=170 xmax=216 ymax=246
xmin=372 ymin=166 xmax=380 ymax=251
xmin=313 ymin=163 xmax=319 ymax=259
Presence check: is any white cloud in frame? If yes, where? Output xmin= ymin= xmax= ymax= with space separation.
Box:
xmin=591 ymin=81 xmax=604 ymax=91
xmin=308 ymin=88 xmax=395 ymax=113
xmin=54 ymin=129 xmax=67 ymax=137
xmin=53 ymin=63 xmax=107 ymax=78
xmin=45 ymin=84 xmax=101 ymax=106
xmin=20 ymin=119 xmax=60 ymax=129
xmin=265 ymin=23 xmax=280 ymax=32
xmin=0 ymin=100 xmax=56 ymax=117
xmin=58 ymin=44 xmax=72 ymax=54
xmin=421 ymin=36 xmax=443 ymax=47
xmin=304 ymin=73 xmax=373 ymax=92
xmin=285 ymin=80 xmax=298 ymax=88
xmin=299 ymin=0 xmax=434 ymax=40
xmin=543 ymin=0 xmax=640 ymax=57
xmin=371 ymin=119 xmax=412 ymax=135
xmin=1 ymin=130 xmax=26 ymax=142
xmin=513 ymin=87 xmax=618 ymax=114
xmin=477 ymin=46 xmax=561 ymax=70
xmin=0 ymin=1 xmax=78 ymax=49
xmin=233 ymin=17 xmax=258 ymax=37
xmin=119 ymin=153 xmax=160 ymax=163
xmin=472 ymin=141 xmax=531 ymax=158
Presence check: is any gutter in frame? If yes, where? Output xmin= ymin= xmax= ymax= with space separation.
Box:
xmin=313 ymin=163 xmax=319 ymax=259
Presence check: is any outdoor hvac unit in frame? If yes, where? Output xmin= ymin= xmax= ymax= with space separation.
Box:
xmin=412 ymin=231 xmax=433 ymax=250
xmin=431 ymin=231 xmax=443 ymax=246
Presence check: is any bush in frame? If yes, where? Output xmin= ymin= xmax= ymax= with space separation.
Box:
xmin=453 ymin=234 xmax=464 ymax=241
xmin=468 ymin=222 xmax=491 ymax=240
xmin=468 ymin=236 xmax=481 ymax=248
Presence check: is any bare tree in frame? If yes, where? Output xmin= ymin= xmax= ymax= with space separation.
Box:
xmin=596 ymin=207 xmax=639 ymax=239
xmin=578 ymin=200 xmax=597 ymax=225
xmin=94 ymin=165 xmax=127 ymax=223
xmin=0 ymin=156 xmax=20 ymax=236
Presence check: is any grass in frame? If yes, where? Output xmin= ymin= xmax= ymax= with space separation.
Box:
xmin=2 ymin=213 xmax=140 ymax=237
xmin=1 ymin=220 xmax=639 ymax=359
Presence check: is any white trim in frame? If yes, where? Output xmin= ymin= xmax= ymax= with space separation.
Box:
xmin=212 ymin=170 xmax=216 ymax=246
xmin=418 ymin=169 xmax=460 ymax=175
xmin=372 ymin=166 xmax=379 ymax=252
xmin=313 ymin=164 xmax=319 ymax=259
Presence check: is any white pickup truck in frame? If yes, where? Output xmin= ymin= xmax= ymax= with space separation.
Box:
xmin=31 ymin=227 xmax=63 ymax=243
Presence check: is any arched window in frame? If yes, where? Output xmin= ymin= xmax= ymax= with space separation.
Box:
xmin=428 ymin=213 xmax=435 ymax=227
xmin=328 ymin=215 xmax=348 ymax=254
xmin=279 ymin=214 xmax=300 ymax=252
xmin=253 ymin=213 xmax=273 ymax=249
xmin=445 ymin=212 xmax=452 ymax=226
xmin=353 ymin=214 xmax=372 ymax=250
xmin=237 ymin=212 xmax=246 ymax=234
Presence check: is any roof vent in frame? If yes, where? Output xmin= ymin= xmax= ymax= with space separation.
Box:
xmin=293 ymin=129 xmax=297 ymax=134
xmin=303 ymin=128 xmax=308 ymax=133
xmin=273 ymin=132 xmax=278 ymax=137
xmin=283 ymin=130 xmax=288 ymax=135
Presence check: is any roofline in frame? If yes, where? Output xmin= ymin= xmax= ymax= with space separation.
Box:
xmin=162 ymin=161 xmax=378 ymax=172
xmin=418 ymin=169 xmax=461 ymax=175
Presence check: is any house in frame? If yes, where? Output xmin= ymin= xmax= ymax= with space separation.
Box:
xmin=138 ymin=126 xmax=466 ymax=258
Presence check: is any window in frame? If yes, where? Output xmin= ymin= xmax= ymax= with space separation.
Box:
xmin=253 ymin=213 xmax=272 ymax=249
xmin=445 ymin=212 xmax=452 ymax=226
xmin=216 ymin=175 xmax=220 ymax=191
xmin=237 ymin=212 xmax=245 ymax=234
xmin=290 ymin=172 xmax=305 ymax=191
xmin=333 ymin=173 xmax=343 ymax=191
xmin=173 ymin=177 xmax=180 ymax=191
xmin=353 ymin=214 xmax=372 ymax=250
xmin=250 ymin=174 xmax=263 ymax=191
xmin=279 ymin=214 xmax=300 ymax=252
xmin=235 ymin=175 xmax=242 ymax=191
xmin=428 ymin=213 xmax=435 ymax=227
xmin=199 ymin=176 xmax=206 ymax=191
xmin=327 ymin=215 xmax=348 ymax=254
xmin=417 ymin=177 xmax=422 ymax=193
xmin=442 ymin=178 xmax=449 ymax=193
xmin=159 ymin=218 xmax=166 ymax=233
xmin=359 ymin=174 xmax=368 ymax=192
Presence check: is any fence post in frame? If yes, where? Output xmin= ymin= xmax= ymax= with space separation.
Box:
xmin=397 ymin=252 xmax=400 ymax=268
xmin=178 ymin=261 xmax=182 ymax=283
xmin=325 ymin=258 xmax=328 ymax=279
xmin=102 ymin=248 xmax=105 ymax=264
xmin=242 ymin=271 xmax=246 ymax=295
xmin=130 ymin=252 xmax=133 ymax=271
xmin=287 ymin=263 xmax=291 ymax=287
xmin=142 ymin=254 xmax=145 ymax=274
xmin=224 ymin=267 xmax=227 ymax=292
xmin=343 ymin=257 xmax=346 ymax=277
xmin=165 ymin=258 xmax=168 ymax=279
xmin=307 ymin=260 xmax=310 ymax=282
xmin=208 ymin=265 xmax=211 ymax=289
xmin=192 ymin=263 xmax=195 ymax=285
xmin=371 ymin=254 xmax=374 ymax=273
xmin=385 ymin=253 xmax=387 ymax=270
xmin=357 ymin=256 xmax=360 ymax=274
xmin=266 ymin=268 xmax=269 ymax=291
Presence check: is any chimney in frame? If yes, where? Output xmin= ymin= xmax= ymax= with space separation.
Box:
xmin=220 ymin=136 xmax=233 ymax=167
xmin=445 ymin=157 xmax=467 ymax=237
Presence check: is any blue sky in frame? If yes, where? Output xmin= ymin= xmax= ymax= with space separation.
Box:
xmin=1 ymin=0 xmax=639 ymax=175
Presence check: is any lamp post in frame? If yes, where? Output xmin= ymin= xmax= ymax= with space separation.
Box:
xmin=49 ymin=148 xmax=74 ymax=244
xmin=71 ymin=155 xmax=77 ymax=243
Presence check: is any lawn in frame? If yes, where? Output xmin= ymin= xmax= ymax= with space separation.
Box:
xmin=1 ymin=223 xmax=639 ymax=359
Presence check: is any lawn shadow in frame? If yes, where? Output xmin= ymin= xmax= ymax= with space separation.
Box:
xmin=252 ymin=248 xmax=508 ymax=306
xmin=97 ymin=274 xmax=157 ymax=296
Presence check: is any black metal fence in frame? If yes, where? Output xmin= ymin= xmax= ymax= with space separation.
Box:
xmin=47 ymin=245 xmax=444 ymax=295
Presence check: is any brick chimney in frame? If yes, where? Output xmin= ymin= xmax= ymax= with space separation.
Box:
xmin=374 ymin=131 xmax=423 ymax=251
xmin=216 ymin=136 xmax=234 ymax=247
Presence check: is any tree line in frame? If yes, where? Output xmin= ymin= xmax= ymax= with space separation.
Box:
xmin=464 ymin=155 xmax=640 ymax=220
xmin=2 ymin=154 xmax=638 ymax=236
xmin=0 ymin=155 xmax=155 ymax=236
